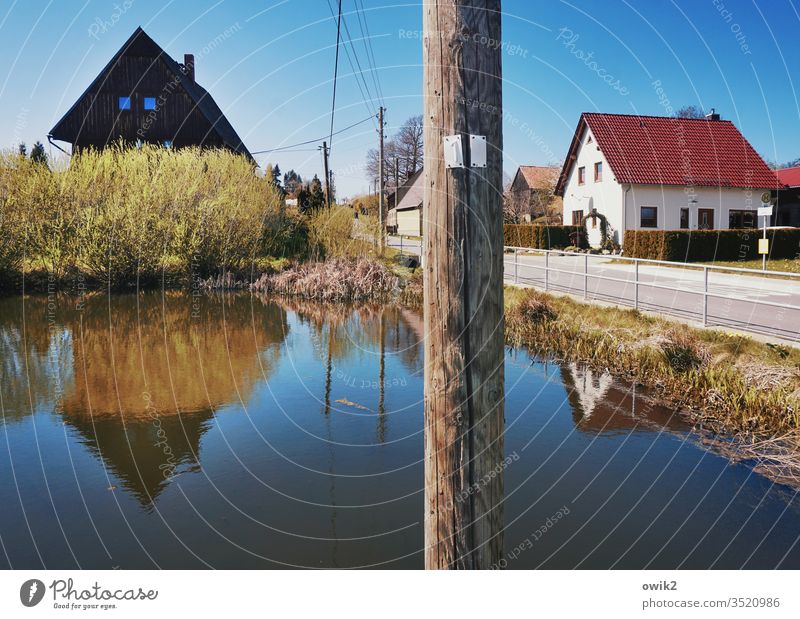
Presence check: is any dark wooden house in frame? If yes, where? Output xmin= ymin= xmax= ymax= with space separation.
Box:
xmin=49 ymin=27 xmax=253 ymax=161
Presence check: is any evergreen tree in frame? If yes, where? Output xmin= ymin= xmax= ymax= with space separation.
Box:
xmin=283 ymin=169 xmax=303 ymax=196
xmin=264 ymin=163 xmax=284 ymax=196
xmin=307 ymin=175 xmax=326 ymax=211
xmin=18 ymin=142 xmax=27 ymax=158
xmin=30 ymin=141 xmax=48 ymax=167
xmin=272 ymin=164 xmax=282 ymax=191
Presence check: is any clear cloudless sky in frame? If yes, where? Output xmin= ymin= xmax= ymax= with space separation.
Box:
xmin=1 ymin=0 xmax=799 ymax=198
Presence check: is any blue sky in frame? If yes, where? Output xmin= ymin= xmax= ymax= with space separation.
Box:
xmin=1 ymin=0 xmax=798 ymax=197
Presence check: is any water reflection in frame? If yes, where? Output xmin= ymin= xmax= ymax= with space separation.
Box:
xmin=0 ymin=293 xmax=289 ymax=505
xmin=1 ymin=293 xmax=799 ymax=569
xmin=0 ymin=293 xmax=427 ymax=507
xmin=560 ymin=363 xmax=692 ymax=434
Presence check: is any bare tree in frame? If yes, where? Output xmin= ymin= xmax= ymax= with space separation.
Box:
xmin=675 ymin=105 xmax=705 ymax=119
xmin=503 ymin=173 xmax=526 ymax=223
xmin=365 ymin=115 xmax=424 ymax=191
xmin=395 ymin=115 xmax=424 ymax=178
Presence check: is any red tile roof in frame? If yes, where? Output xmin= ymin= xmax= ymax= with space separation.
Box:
xmin=777 ymin=166 xmax=800 ymax=187
xmin=556 ymin=113 xmax=780 ymax=194
xmin=516 ymin=165 xmax=559 ymax=189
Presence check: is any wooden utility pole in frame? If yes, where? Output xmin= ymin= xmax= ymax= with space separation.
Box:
xmin=422 ymin=0 xmax=505 ymax=569
xmin=322 ymin=141 xmax=332 ymax=208
xmin=378 ymin=106 xmax=386 ymax=251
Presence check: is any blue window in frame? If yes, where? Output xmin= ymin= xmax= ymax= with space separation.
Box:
xmin=118 ymin=96 xmax=131 ymax=110
xmin=144 ymin=97 xmax=156 ymax=110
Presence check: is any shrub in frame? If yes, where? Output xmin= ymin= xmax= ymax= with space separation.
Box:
xmin=504 ymin=224 xmax=585 ymax=249
xmin=660 ymin=329 xmax=710 ymax=373
xmin=262 ymin=205 xmax=308 ymax=259
xmin=252 ymin=257 xmax=399 ymax=301
xmin=0 ymin=145 xmax=295 ymax=289
xmin=624 ymin=229 xmax=800 ymax=262
xmin=399 ymin=270 xmax=423 ymax=306
xmin=508 ymin=290 xmax=558 ymax=325
xmin=307 ymin=206 xmax=356 ymax=259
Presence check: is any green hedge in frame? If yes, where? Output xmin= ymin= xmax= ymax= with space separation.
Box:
xmin=504 ymin=224 xmax=585 ymax=249
xmin=624 ymin=229 xmax=800 ymax=262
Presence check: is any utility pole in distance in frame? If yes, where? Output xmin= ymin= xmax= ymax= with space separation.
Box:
xmin=321 ymin=141 xmax=331 ymax=208
xmin=378 ymin=106 xmax=386 ymax=251
xmin=422 ymin=0 xmax=504 ymax=569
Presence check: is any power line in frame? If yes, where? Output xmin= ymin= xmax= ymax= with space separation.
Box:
xmin=338 ymin=5 xmax=379 ymax=109
xmin=353 ymin=0 xmax=384 ymax=106
xmin=250 ymin=114 xmax=376 ymax=155
xmin=325 ymin=0 xmax=379 ymax=128
xmin=329 ymin=0 xmax=343 ymax=150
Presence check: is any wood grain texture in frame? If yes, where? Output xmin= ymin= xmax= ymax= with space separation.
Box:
xmin=423 ymin=0 xmax=504 ymax=570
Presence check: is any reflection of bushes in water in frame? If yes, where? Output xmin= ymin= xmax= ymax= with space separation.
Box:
xmin=0 ymin=292 xmax=288 ymax=421
xmin=59 ymin=291 xmax=288 ymax=416
xmin=271 ymin=296 xmax=423 ymax=373
xmin=0 ymin=294 xmax=77 ymax=420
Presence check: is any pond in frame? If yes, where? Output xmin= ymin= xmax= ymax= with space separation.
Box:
xmin=0 ymin=292 xmax=798 ymax=569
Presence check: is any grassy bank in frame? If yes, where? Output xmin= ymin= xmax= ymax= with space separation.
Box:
xmin=505 ymin=287 xmax=800 ymax=437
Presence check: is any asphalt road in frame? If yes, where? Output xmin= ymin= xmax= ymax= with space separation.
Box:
xmin=387 ymin=236 xmax=800 ymax=342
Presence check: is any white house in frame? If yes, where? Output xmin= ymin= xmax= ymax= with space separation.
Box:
xmin=386 ymin=168 xmax=423 ymax=236
xmin=555 ymin=112 xmax=780 ymax=246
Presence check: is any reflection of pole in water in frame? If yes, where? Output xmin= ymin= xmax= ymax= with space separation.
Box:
xmin=377 ymin=311 xmax=386 ymax=443
xmin=323 ymin=326 xmax=333 ymax=416
xmin=322 ymin=322 xmax=338 ymax=566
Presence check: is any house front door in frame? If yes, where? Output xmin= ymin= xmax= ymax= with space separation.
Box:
xmin=698 ymin=208 xmax=714 ymax=230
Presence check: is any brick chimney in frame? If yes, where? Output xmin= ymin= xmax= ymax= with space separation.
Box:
xmin=183 ymin=54 xmax=195 ymax=82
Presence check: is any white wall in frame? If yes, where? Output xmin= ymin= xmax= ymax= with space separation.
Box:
xmin=561 ymin=126 xmax=623 ymax=243
xmin=624 ymin=185 xmax=769 ymax=232
xmin=396 ymin=207 xmax=421 ymax=236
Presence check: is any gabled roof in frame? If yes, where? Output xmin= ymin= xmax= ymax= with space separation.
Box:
xmin=513 ymin=165 xmax=558 ymax=190
xmin=393 ymin=168 xmax=424 ymax=211
xmin=49 ymin=27 xmax=253 ymax=162
xmin=555 ymin=112 xmax=780 ymax=195
xmin=777 ymin=166 xmax=800 ymax=188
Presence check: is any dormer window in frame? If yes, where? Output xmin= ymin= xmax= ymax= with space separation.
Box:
xmin=144 ymin=97 xmax=157 ymax=110
xmin=118 ymin=96 xmax=131 ymax=110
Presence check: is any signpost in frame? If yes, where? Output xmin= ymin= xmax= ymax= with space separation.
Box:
xmin=759 ymin=192 xmax=773 ymax=271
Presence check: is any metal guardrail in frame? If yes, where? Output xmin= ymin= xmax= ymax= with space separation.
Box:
xmin=386 ymin=236 xmax=800 ymax=334
xmin=503 ymin=246 xmax=800 ymax=330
